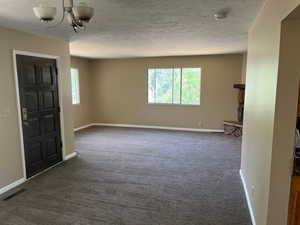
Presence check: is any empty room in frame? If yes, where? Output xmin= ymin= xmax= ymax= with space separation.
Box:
xmin=1 ymin=0 xmax=300 ymax=225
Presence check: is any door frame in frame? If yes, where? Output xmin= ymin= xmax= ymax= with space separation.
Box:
xmin=12 ymin=50 xmax=66 ymax=180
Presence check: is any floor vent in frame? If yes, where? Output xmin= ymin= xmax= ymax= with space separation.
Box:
xmin=2 ymin=189 xmax=26 ymax=201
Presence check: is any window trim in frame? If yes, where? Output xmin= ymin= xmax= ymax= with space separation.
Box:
xmin=146 ymin=67 xmax=201 ymax=106
xmin=71 ymin=67 xmax=80 ymax=105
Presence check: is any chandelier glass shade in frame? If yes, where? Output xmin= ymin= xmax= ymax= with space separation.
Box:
xmin=33 ymin=0 xmax=94 ymax=32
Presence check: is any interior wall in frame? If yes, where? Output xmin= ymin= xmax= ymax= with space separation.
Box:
xmin=241 ymin=52 xmax=248 ymax=84
xmin=0 ymin=26 xmax=74 ymax=190
xmin=240 ymin=1 xmax=300 ymax=225
xmin=268 ymin=17 xmax=300 ymax=225
xmin=89 ymin=54 xmax=243 ymax=130
xmin=71 ymin=57 xmax=93 ymax=129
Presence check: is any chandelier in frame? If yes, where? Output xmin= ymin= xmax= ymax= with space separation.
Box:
xmin=33 ymin=0 xmax=94 ymax=33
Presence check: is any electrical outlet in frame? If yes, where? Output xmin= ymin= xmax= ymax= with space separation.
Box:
xmin=198 ymin=121 xmax=203 ymax=128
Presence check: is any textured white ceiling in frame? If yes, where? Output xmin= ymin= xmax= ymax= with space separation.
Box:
xmin=0 ymin=0 xmax=264 ymax=58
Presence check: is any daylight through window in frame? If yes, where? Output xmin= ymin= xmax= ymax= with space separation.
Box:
xmin=148 ymin=68 xmax=201 ymax=105
xmin=71 ymin=68 xmax=80 ymax=105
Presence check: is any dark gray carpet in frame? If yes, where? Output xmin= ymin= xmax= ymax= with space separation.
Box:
xmin=0 ymin=126 xmax=251 ymax=225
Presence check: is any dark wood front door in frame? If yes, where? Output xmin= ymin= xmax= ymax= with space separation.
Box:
xmin=16 ymin=55 xmax=63 ymax=178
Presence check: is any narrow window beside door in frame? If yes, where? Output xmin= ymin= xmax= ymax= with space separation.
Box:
xmin=71 ymin=68 xmax=80 ymax=105
xmin=148 ymin=68 xmax=201 ymax=105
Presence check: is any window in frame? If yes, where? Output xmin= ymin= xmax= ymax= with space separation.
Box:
xmin=71 ymin=68 xmax=80 ymax=105
xmin=148 ymin=68 xmax=201 ymax=105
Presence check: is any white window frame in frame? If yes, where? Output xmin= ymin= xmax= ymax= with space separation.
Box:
xmin=147 ymin=67 xmax=201 ymax=106
xmin=71 ymin=68 xmax=80 ymax=105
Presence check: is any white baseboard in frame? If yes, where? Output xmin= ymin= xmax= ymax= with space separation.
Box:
xmin=0 ymin=153 xmax=77 ymax=196
xmin=64 ymin=152 xmax=78 ymax=161
xmin=74 ymin=124 xmax=94 ymax=132
xmin=0 ymin=178 xmax=26 ymax=196
xmin=240 ymin=169 xmax=256 ymax=225
xmin=92 ymin=123 xmax=224 ymax=133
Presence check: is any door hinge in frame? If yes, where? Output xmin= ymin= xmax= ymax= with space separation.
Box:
xmin=60 ymin=141 xmax=63 ymax=148
xmin=55 ymin=67 xmax=58 ymax=75
xmin=58 ymin=106 xmax=61 ymax=113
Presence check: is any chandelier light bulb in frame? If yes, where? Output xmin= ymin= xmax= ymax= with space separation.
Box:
xmin=33 ymin=6 xmax=57 ymax=22
xmin=72 ymin=5 xmax=94 ymax=23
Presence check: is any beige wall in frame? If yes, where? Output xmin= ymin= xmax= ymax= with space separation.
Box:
xmin=0 ymin=27 xmax=74 ymax=190
xmin=241 ymin=1 xmax=300 ymax=225
xmin=89 ymin=54 xmax=243 ymax=130
xmin=241 ymin=52 xmax=247 ymax=84
xmin=71 ymin=57 xmax=93 ymax=129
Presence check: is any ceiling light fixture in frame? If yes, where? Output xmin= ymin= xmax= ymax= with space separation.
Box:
xmin=33 ymin=0 xmax=94 ymax=33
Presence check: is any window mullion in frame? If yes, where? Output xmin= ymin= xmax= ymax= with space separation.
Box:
xmin=180 ymin=68 xmax=182 ymax=104
xmin=154 ymin=69 xmax=157 ymax=103
xmin=172 ymin=68 xmax=174 ymax=104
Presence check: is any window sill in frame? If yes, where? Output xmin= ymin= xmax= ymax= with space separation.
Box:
xmin=147 ymin=103 xmax=200 ymax=107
